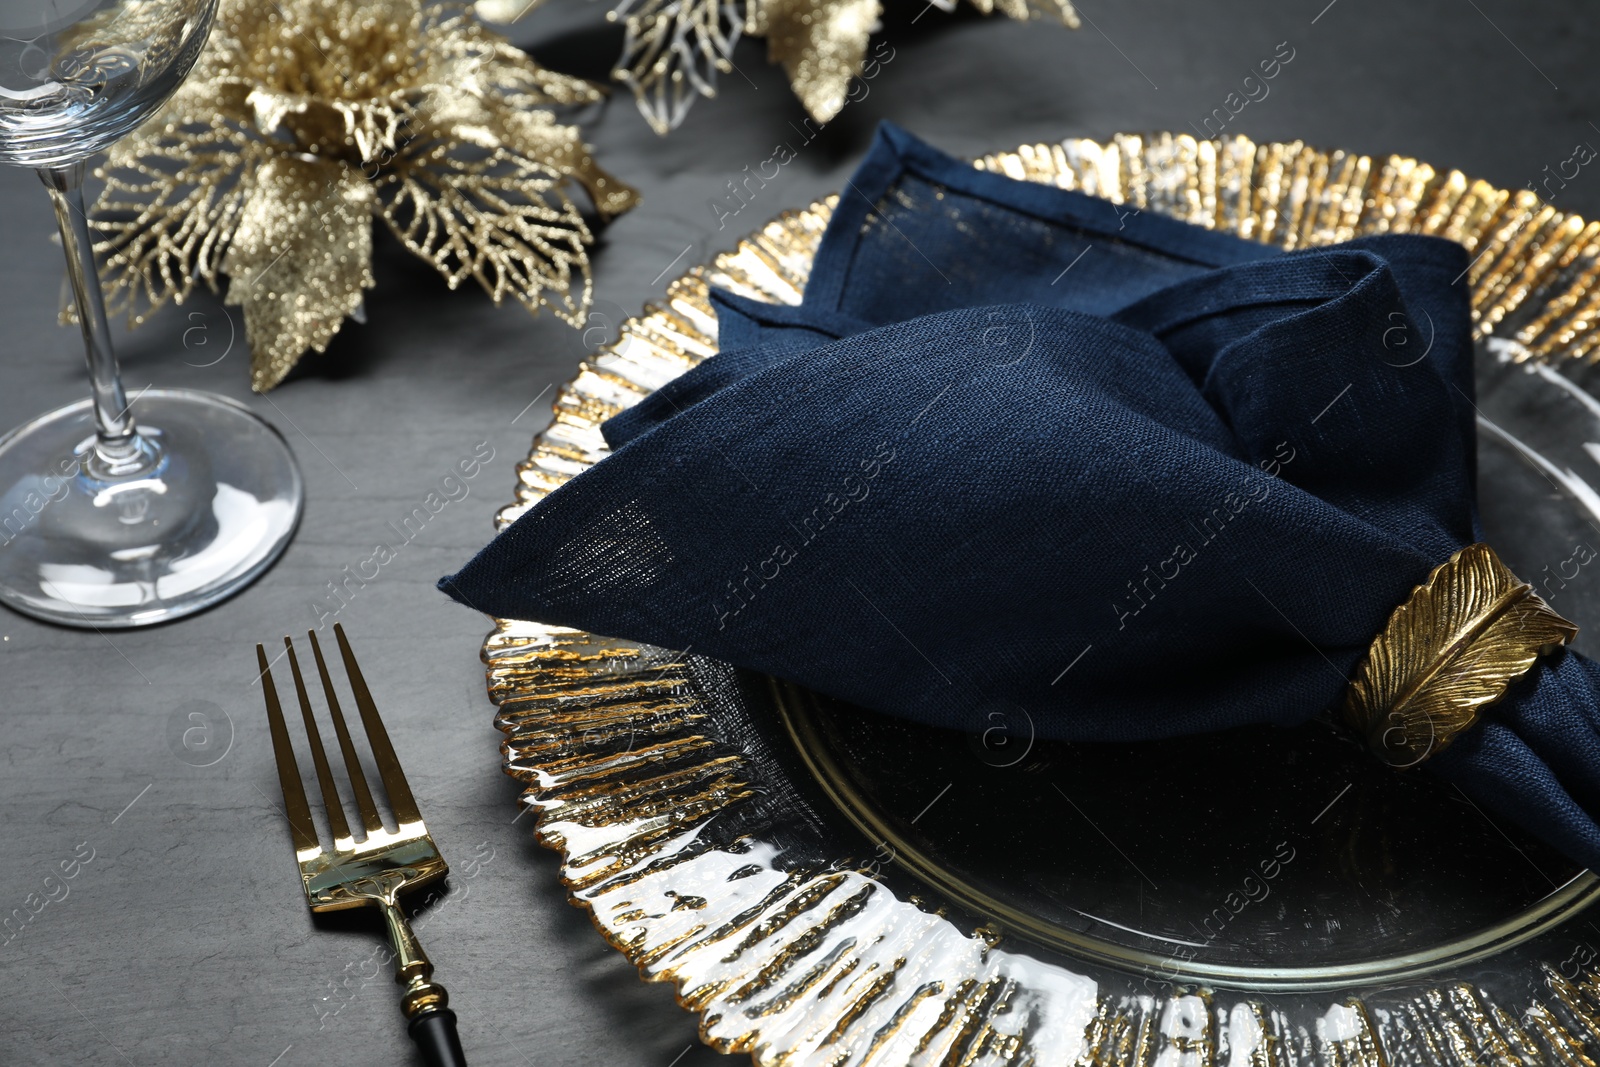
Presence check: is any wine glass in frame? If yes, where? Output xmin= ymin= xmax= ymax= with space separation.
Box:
xmin=0 ymin=0 xmax=302 ymax=627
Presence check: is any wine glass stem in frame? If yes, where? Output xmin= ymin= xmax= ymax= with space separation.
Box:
xmin=39 ymin=162 xmax=149 ymax=476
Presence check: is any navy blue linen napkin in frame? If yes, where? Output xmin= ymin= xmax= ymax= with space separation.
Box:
xmin=443 ymin=124 xmax=1600 ymax=871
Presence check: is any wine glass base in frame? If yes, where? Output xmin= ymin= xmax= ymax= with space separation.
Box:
xmin=0 ymin=388 xmax=304 ymax=628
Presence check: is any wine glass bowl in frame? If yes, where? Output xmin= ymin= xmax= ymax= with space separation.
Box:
xmin=0 ymin=0 xmax=216 ymax=167
xmin=0 ymin=0 xmax=303 ymax=627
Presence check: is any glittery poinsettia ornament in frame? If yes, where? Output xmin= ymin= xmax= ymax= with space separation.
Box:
xmin=476 ymin=0 xmax=1079 ymax=134
xmin=88 ymin=0 xmax=639 ymax=391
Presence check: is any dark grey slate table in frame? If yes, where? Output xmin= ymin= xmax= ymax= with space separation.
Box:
xmin=1 ymin=1 xmax=1596 ymax=1063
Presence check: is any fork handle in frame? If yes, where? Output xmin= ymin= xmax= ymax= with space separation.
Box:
xmin=409 ymin=1007 xmax=467 ymax=1067
xmin=379 ymin=897 xmax=466 ymax=1066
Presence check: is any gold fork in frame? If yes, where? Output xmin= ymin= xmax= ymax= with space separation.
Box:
xmin=258 ymin=623 xmax=466 ymax=1067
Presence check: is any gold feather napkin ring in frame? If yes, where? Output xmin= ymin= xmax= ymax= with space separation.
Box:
xmin=1342 ymin=543 xmax=1578 ymax=768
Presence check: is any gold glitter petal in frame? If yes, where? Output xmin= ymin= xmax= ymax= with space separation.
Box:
xmin=223 ymin=157 xmax=376 ymax=392
xmin=89 ymin=123 xmax=260 ymax=326
xmin=497 ymin=109 xmax=642 ymax=220
xmin=380 ymin=139 xmax=595 ymax=326
xmin=756 ymin=0 xmax=879 ymax=123
xmin=427 ymin=9 xmax=608 ymax=109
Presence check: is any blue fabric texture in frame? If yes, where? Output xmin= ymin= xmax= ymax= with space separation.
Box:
xmin=442 ymin=123 xmax=1600 ymax=871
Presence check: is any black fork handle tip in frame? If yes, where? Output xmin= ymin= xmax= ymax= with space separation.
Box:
xmin=408 ymin=1007 xmax=467 ymax=1067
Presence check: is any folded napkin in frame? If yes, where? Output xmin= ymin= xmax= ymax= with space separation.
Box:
xmin=444 ymin=124 xmax=1600 ymax=872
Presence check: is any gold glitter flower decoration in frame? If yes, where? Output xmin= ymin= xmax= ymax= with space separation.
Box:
xmin=88 ymin=0 xmax=639 ymax=391
xmin=477 ymin=0 xmax=1078 ymax=133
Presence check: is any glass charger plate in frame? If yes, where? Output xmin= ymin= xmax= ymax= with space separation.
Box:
xmin=479 ymin=133 xmax=1600 ymax=1065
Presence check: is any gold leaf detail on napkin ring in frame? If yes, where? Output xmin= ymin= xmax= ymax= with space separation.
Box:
xmin=1342 ymin=542 xmax=1578 ymax=768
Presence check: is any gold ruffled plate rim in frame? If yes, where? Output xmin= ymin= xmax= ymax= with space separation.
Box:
xmin=479 ymin=132 xmax=1600 ymax=1065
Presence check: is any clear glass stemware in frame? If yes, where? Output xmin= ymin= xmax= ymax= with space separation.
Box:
xmin=0 ymin=0 xmax=302 ymax=627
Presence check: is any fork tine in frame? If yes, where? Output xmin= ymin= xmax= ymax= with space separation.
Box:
xmin=284 ymin=635 xmax=352 ymax=845
xmin=309 ymin=629 xmax=385 ymax=836
xmin=258 ymin=644 xmax=319 ymax=855
xmin=334 ymin=622 xmax=422 ymax=826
